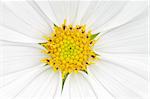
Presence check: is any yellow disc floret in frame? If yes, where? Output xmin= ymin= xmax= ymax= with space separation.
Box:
xmin=40 ymin=20 xmax=99 ymax=79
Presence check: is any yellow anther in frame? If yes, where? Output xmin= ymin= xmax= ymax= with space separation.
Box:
xmin=74 ymin=69 xmax=78 ymax=73
xmin=53 ymin=67 xmax=58 ymax=72
xmin=40 ymin=58 xmax=49 ymax=63
xmin=43 ymin=35 xmax=50 ymax=41
xmin=64 ymin=19 xmax=67 ymax=25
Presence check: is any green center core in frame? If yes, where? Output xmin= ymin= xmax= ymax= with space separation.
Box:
xmin=60 ymin=39 xmax=83 ymax=60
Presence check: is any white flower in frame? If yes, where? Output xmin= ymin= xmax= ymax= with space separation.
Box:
xmin=0 ymin=0 xmax=148 ymax=99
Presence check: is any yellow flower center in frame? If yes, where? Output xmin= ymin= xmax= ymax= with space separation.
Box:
xmin=40 ymin=20 xmax=99 ymax=79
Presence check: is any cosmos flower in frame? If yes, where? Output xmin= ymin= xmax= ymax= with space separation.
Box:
xmin=0 ymin=0 xmax=148 ymax=99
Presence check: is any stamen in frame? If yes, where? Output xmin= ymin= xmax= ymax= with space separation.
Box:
xmin=40 ymin=20 xmax=100 ymax=91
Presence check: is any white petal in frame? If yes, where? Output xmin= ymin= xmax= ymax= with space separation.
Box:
xmin=74 ymin=1 xmax=91 ymax=24
xmin=0 ymin=26 xmax=44 ymax=43
xmin=49 ymin=1 xmax=79 ymax=25
xmin=83 ymin=72 xmax=115 ymax=99
xmin=32 ymin=0 xmax=58 ymax=25
xmin=93 ymin=1 xmax=147 ymax=33
xmin=80 ymin=1 xmax=100 ymax=25
xmin=40 ymin=72 xmax=59 ymax=99
xmin=0 ymin=65 xmax=53 ymax=98
xmin=100 ymin=53 xmax=148 ymax=80
xmin=0 ymin=41 xmax=45 ymax=76
xmin=0 ymin=64 xmax=44 ymax=89
xmin=88 ymin=61 xmax=147 ymax=98
xmin=80 ymin=1 xmax=126 ymax=30
xmin=13 ymin=68 xmax=59 ymax=99
xmin=0 ymin=1 xmax=52 ymax=40
xmin=94 ymin=11 xmax=148 ymax=54
xmin=91 ymin=6 xmax=148 ymax=98
xmin=61 ymin=73 xmax=98 ymax=99
xmin=27 ymin=0 xmax=53 ymax=31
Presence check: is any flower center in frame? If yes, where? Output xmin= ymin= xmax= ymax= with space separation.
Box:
xmin=40 ymin=20 xmax=99 ymax=79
